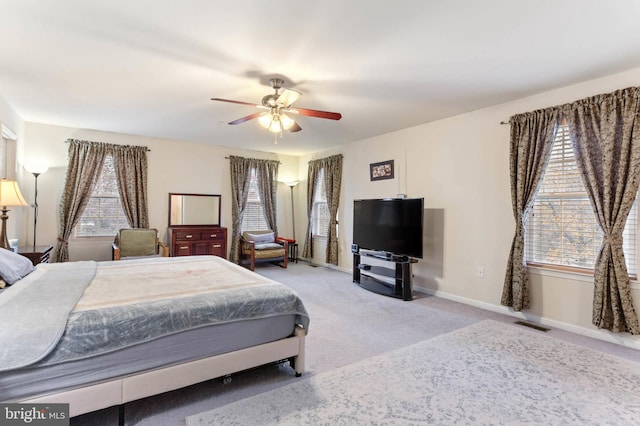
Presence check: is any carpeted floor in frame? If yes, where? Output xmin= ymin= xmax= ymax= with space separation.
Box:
xmin=70 ymin=261 xmax=640 ymax=425
xmin=186 ymin=319 xmax=640 ymax=425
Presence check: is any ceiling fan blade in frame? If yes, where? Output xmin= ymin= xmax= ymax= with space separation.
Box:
xmin=288 ymin=107 xmax=342 ymax=120
xmin=228 ymin=112 xmax=265 ymax=125
xmin=276 ymin=89 xmax=302 ymax=108
xmin=211 ymin=98 xmax=264 ymax=108
xmin=288 ymin=122 xmax=302 ymax=132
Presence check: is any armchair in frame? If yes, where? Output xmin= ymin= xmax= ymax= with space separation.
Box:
xmin=112 ymin=228 xmax=169 ymax=261
xmin=240 ymin=230 xmax=288 ymax=271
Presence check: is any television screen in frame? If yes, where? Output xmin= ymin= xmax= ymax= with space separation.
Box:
xmin=353 ymin=198 xmax=424 ymax=258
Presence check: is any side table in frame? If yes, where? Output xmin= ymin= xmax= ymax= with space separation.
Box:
xmin=17 ymin=245 xmax=53 ymax=266
xmin=288 ymin=242 xmax=298 ymax=263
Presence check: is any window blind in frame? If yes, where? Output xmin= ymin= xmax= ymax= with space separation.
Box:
xmin=526 ymin=124 xmax=637 ymax=274
xmin=241 ymin=168 xmax=268 ymax=231
xmin=76 ymin=155 xmax=129 ymax=237
xmin=312 ymin=168 xmax=330 ymax=237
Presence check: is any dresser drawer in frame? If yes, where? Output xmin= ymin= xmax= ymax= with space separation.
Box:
xmin=200 ymin=231 xmax=223 ymax=240
xmin=174 ymin=244 xmax=192 ymax=256
xmin=174 ymin=231 xmax=197 ymax=241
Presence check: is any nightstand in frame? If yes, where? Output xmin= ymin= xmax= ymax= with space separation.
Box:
xmin=17 ymin=245 xmax=53 ymax=266
xmin=287 ymin=242 xmax=298 ymax=263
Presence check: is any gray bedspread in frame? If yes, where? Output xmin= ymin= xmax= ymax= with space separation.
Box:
xmin=0 ymin=262 xmax=97 ymax=371
xmin=0 ymin=256 xmax=309 ymax=372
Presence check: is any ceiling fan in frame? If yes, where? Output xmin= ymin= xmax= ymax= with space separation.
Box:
xmin=211 ymin=78 xmax=342 ymax=137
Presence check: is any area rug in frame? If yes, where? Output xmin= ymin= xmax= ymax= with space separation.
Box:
xmin=186 ymin=320 xmax=640 ymax=425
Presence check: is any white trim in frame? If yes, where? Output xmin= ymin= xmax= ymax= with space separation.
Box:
xmin=1 ymin=123 xmax=17 ymax=140
xmin=300 ymin=258 xmax=350 ymax=274
xmin=527 ymin=265 xmax=594 ymax=282
xmin=413 ymin=284 xmax=640 ymax=351
xmin=528 ymin=265 xmax=640 ymax=289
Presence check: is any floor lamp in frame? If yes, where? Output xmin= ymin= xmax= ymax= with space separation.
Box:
xmin=286 ymin=181 xmax=300 ymax=240
xmin=0 ymin=179 xmax=28 ymax=249
xmin=26 ymin=165 xmax=48 ymax=249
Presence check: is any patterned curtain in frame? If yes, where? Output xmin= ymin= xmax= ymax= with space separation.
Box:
xmin=323 ymin=154 xmax=343 ymax=265
xmin=55 ymin=140 xmax=109 ymax=262
xmin=302 ymin=154 xmax=343 ymax=265
xmin=254 ymin=159 xmax=280 ymax=232
xmin=302 ymin=159 xmax=322 ymax=259
xmin=501 ymin=109 xmax=558 ymax=310
xmin=228 ymin=156 xmax=278 ymax=263
xmin=112 ymin=145 xmax=149 ymax=228
xmin=229 ymin=156 xmax=253 ymax=263
xmin=563 ymin=87 xmax=640 ymax=334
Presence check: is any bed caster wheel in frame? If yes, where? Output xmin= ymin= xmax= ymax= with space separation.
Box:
xmin=222 ymin=375 xmax=232 ymax=385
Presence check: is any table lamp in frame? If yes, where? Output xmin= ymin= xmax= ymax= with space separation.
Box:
xmin=0 ymin=179 xmax=28 ymax=249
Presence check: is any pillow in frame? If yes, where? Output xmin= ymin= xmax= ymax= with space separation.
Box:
xmin=0 ymin=247 xmax=36 ymax=285
xmin=246 ymin=232 xmax=275 ymax=244
xmin=254 ymin=242 xmax=284 ymax=250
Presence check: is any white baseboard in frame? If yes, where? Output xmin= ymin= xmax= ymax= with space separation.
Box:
xmin=414 ymin=285 xmax=640 ymax=351
xmin=298 ymin=258 xmax=351 ymax=274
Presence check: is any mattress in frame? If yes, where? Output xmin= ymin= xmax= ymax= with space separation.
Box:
xmin=0 ymin=256 xmax=309 ymax=402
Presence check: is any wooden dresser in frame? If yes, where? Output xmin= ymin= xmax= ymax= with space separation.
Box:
xmin=168 ymin=226 xmax=227 ymax=259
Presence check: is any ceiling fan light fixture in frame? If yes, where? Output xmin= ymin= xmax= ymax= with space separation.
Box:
xmin=258 ymin=113 xmax=272 ymax=128
xmin=280 ymin=113 xmax=295 ymax=130
xmin=259 ymin=111 xmax=293 ymax=133
xmin=259 ymin=114 xmax=281 ymax=133
xmin=269 ymin=117 xmax=282 ymax=133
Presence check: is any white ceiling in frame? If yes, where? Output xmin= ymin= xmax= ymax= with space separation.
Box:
xmin=1 ymin=0 xmax=640 ymax=156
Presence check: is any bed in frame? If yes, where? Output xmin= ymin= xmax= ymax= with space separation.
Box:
xmin=0 ymin=250 xmax=309 ymax=422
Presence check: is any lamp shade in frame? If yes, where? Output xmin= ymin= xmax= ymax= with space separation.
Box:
xmin=258 ymin=113 xmax=272 ymax=128
xmin=25 ymin=164 xmax=49 ymax=175
xmin=0 ymin=179 xmax=28 ymax=207
xmin=280 ymin=113 xmax=295 ymax=130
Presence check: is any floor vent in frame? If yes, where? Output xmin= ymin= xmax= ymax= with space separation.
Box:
xmin=514 ymin=321 xmax=550 ymax=332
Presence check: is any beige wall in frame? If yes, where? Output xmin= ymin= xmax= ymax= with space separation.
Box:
xmin=13 ymin=123 xmax=300 ymax=261
xmin=330 ymin=67 xmax=640 ymax=348
xmin=4 ymin=66 xmax=640 ymax=349
xmin=0 ymin=94 xmax=25 ymax=243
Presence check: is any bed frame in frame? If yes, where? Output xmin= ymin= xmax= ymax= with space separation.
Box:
xmin=18 ymin=326 xmax=305 ymax=423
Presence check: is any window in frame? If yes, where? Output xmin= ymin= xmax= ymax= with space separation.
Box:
xmin=312 ymin=168 xmax=330 ymax=238
xmin=526 ymin=123 xmax=637 ymax=275
xmin=75 ymin=155 xmax=129 ymax=237
xmin=241 ymin=168 xmax=268 ymax=231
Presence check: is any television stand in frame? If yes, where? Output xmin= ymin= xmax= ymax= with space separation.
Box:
xmin=352 ymin=249 xmax=417 ymax=301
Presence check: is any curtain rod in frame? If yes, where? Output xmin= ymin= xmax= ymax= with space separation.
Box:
xmin=224 ymin=156 xmax=281 ymax=163
xmin=64 ymin=140 xmax=151 ymax=151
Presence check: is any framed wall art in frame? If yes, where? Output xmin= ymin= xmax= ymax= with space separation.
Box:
xmin=369 ymin=160 xmax=394 ymax=181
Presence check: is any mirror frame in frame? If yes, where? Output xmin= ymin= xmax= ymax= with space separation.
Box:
xmin=168 ymin=193 xmax=222 ymax=227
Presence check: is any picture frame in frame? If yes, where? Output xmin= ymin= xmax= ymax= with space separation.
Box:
xmin=370 ymin=160 xmax=394 ymax=181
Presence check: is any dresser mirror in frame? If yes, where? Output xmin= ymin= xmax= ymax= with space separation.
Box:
xmin=169 ymin=193 xmax=221 ymax=227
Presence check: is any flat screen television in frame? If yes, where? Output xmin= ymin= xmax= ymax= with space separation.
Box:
xmin=353 ymin=198 xmax=424 ymax=258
